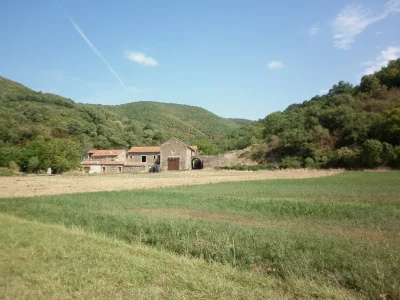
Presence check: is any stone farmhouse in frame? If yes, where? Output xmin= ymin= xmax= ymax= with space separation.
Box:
xmin=81 ymin=138 xmax=198 ymax=174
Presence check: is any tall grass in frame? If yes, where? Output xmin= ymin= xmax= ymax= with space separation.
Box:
xmin=1 ymin=171 xmax=399 ymax=298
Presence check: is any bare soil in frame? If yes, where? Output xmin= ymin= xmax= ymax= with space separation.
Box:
xmin=0 ymin=169 xmax=341 ymax=198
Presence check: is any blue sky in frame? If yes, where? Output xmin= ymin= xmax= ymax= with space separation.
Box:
xmin=0 ymin=0 xmax=399 ymax=120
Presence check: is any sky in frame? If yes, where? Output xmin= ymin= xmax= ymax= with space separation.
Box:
xmin=0 ymin=0 xmax=399 ymax=120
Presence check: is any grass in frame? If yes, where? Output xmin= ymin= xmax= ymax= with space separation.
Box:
xmin=0 ymin=168 xmax=17 ymax=176
xmin=1 ymin=171 xmax=399 ymax=299
xmin=0 ymin=214 xmax=358 ymax=299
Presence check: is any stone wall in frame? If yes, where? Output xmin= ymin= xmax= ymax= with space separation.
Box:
xmin=103 ymin=165 xmax=124 ymax=174
xmin=123 ymin=166 xmax=146 ymax=174
xmin=127 ymin=152 xmax=160 ymax=169
xmin=194 ymin=155 xmax=228 ymax=168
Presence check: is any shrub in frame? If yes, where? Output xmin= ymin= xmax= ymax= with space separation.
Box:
xmin=279 ymin=156 xmax=303 ymax=169
xmin=335 ymin=147 xmax=360 ymax=168
xmin=8 ymin=161 xmax=18 ymax=170
xmin=381 ymin=142 xmax=397 ymax=166
xmin=304 ymin=157 xmax=316 ymax=169
xmin=360 ymin=139 xmax=383 ymax=168
xmin=0 ymin=168 xmax=14 ymax=176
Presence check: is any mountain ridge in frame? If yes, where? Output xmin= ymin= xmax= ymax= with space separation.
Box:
xmin=0 ymin=76 xmax=248 ymax=151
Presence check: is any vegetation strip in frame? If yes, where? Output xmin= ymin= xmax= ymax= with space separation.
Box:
xmin=122 ymin=207 xmax=400 ymax=245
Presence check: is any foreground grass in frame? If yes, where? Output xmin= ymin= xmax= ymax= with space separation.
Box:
xmin=1 ymin=171 xmax=399 ymax=298
xmin=0 ymin=214 xmax=356 ymax=299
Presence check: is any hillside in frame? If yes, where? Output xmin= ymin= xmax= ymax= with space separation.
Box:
xmin=244 ymin=59 xmax=400 ymax=169
xmin=0 ymin=76 xmax=243 ymax=151
xmin=111 ymin=101 xmax=241 ymax=141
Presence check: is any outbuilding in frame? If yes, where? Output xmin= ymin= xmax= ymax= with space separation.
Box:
xmin=160 ymin=138 xmax=197 ymax=171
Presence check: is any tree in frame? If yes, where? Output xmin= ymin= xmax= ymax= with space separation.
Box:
xmin=27 ymin=156 xmax=40 ymax=173
xmin=381 ymin=143 xmax=397 ymax=166
xmin=43 ymin=139 xmax=81 ymax=173
xmin=359 ymin=75 xmax=387 ymax=98
xmin=376 ymin=59 xmax=400 ymax=88
xmin=377 ymin=108 xmax=400 ymax=145
xmin=328 ymin=81 xmax=354 ymax=96
xmin=195 ymin=140 xmax=220 ymax=155
xmin=360 ymin=139 xmax=383 ymax=168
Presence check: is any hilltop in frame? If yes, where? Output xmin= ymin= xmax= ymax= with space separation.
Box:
xmin=0 ymin=76 xmax=245 ymax=151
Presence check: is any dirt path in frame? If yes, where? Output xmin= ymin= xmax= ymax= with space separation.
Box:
xmin=0 ymin=169 xmax=341 ymax=198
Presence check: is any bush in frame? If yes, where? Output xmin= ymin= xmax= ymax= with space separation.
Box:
xmin=279 ymin=156 xmax=303 ymax=169
xmin=381 ymin=142 xmax=397 ymax=166
xmin=360 ymin=139 xmax=383 ymax=168
xmin=335 ymin=147 xmax=360 ymax=168
xmin=8 ymin=161 xmax=18 ymax=170
xmin=304 ymin=157 xmax=316 ymax=169
xmin=0 ymin=168 xmax=14 ymax=176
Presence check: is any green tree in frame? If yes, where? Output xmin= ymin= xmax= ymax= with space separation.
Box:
xmin=27 ymin=156 xmax=40 ymax=173
xmin=195 ymin=140 xmax=220 ymax=155
xmin=328 ymin=81 xmax=354 ymax=96
xmin=361 ymin=139 xmax=383 ymax=168
xmin=381 ymin=142 xmax=397 ymax=166
xmin=43 ymin=139 xmax=81 ymax=173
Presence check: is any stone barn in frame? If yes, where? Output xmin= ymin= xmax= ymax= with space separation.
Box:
xmin=127 ymin=146 xmax=160 ymax=171
xmin=160 ymin=138 xmax=197 ymax=171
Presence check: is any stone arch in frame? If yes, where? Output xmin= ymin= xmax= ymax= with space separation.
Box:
xmin=191 ymin=158 xmax=203 ymax=170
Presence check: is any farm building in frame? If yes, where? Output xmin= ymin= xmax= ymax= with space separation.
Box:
xmin=81 ymin=138 xmax=198 ymax=173
xmin=160 ymin=138 xmax=198 ymax=171
xmin=87 ymin=149 xmax=126 ymax=161
xmin=81 ymin=160 xmax=145 ymax=174
xmin=127 ymin=146 xmax=161 ymax=170
xmin=82 ymin=149 xmax=146 ymax=174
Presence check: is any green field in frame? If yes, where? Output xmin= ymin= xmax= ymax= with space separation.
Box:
xmin=1 ymin=172 xmax=399 ymax=299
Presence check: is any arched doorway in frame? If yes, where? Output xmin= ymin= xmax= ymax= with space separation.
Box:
xmin=191 ymin=158 xmax=203 ymax=169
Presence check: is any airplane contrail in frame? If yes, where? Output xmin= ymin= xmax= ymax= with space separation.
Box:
xmin=65 ymin=13 xmax=127 ymax=89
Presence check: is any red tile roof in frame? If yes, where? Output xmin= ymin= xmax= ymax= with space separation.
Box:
xmin=81 ymin=160 xmax=126 ymax=165
xmin=89 ymin=150 xmax=126 ymax=157
xmin=128 ymin=146 xmax=161 ymax=153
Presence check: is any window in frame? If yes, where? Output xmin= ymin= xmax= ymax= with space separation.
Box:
xmin=141 ymin=155 xmax=147 ymax=163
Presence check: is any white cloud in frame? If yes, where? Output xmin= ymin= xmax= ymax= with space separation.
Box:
xmin=333 ymin=0 xmax=400 ymax=50
xmin=319 ymin=89 xmax=329 ymax=95
xmin=309 ymin=26 xmax=320 ymax=37
xmin=126 ymin=51 xmax=159 ymax=66
xmin=65 ymin=15 xmax=127 ymax=89
xmin=362 ymin=46 xmax=400 ymax=75
xmin=268 ymin=61 xmax=284 ymax=69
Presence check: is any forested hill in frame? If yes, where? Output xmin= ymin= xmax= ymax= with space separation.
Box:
xmin=110 ymin=101 xmax=242 ymax=141
xmin=0 ymin=76 xmax=243 ymax=150
xmin=248 ymin=59 xmax=400 ymax=169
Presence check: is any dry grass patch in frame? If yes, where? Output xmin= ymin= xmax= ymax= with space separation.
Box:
xmin=0 ymin=169 xmax=341 ymax=198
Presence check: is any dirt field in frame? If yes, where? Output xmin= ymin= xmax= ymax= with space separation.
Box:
xmin=0 ymin=169 xmax=342 ymax=198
